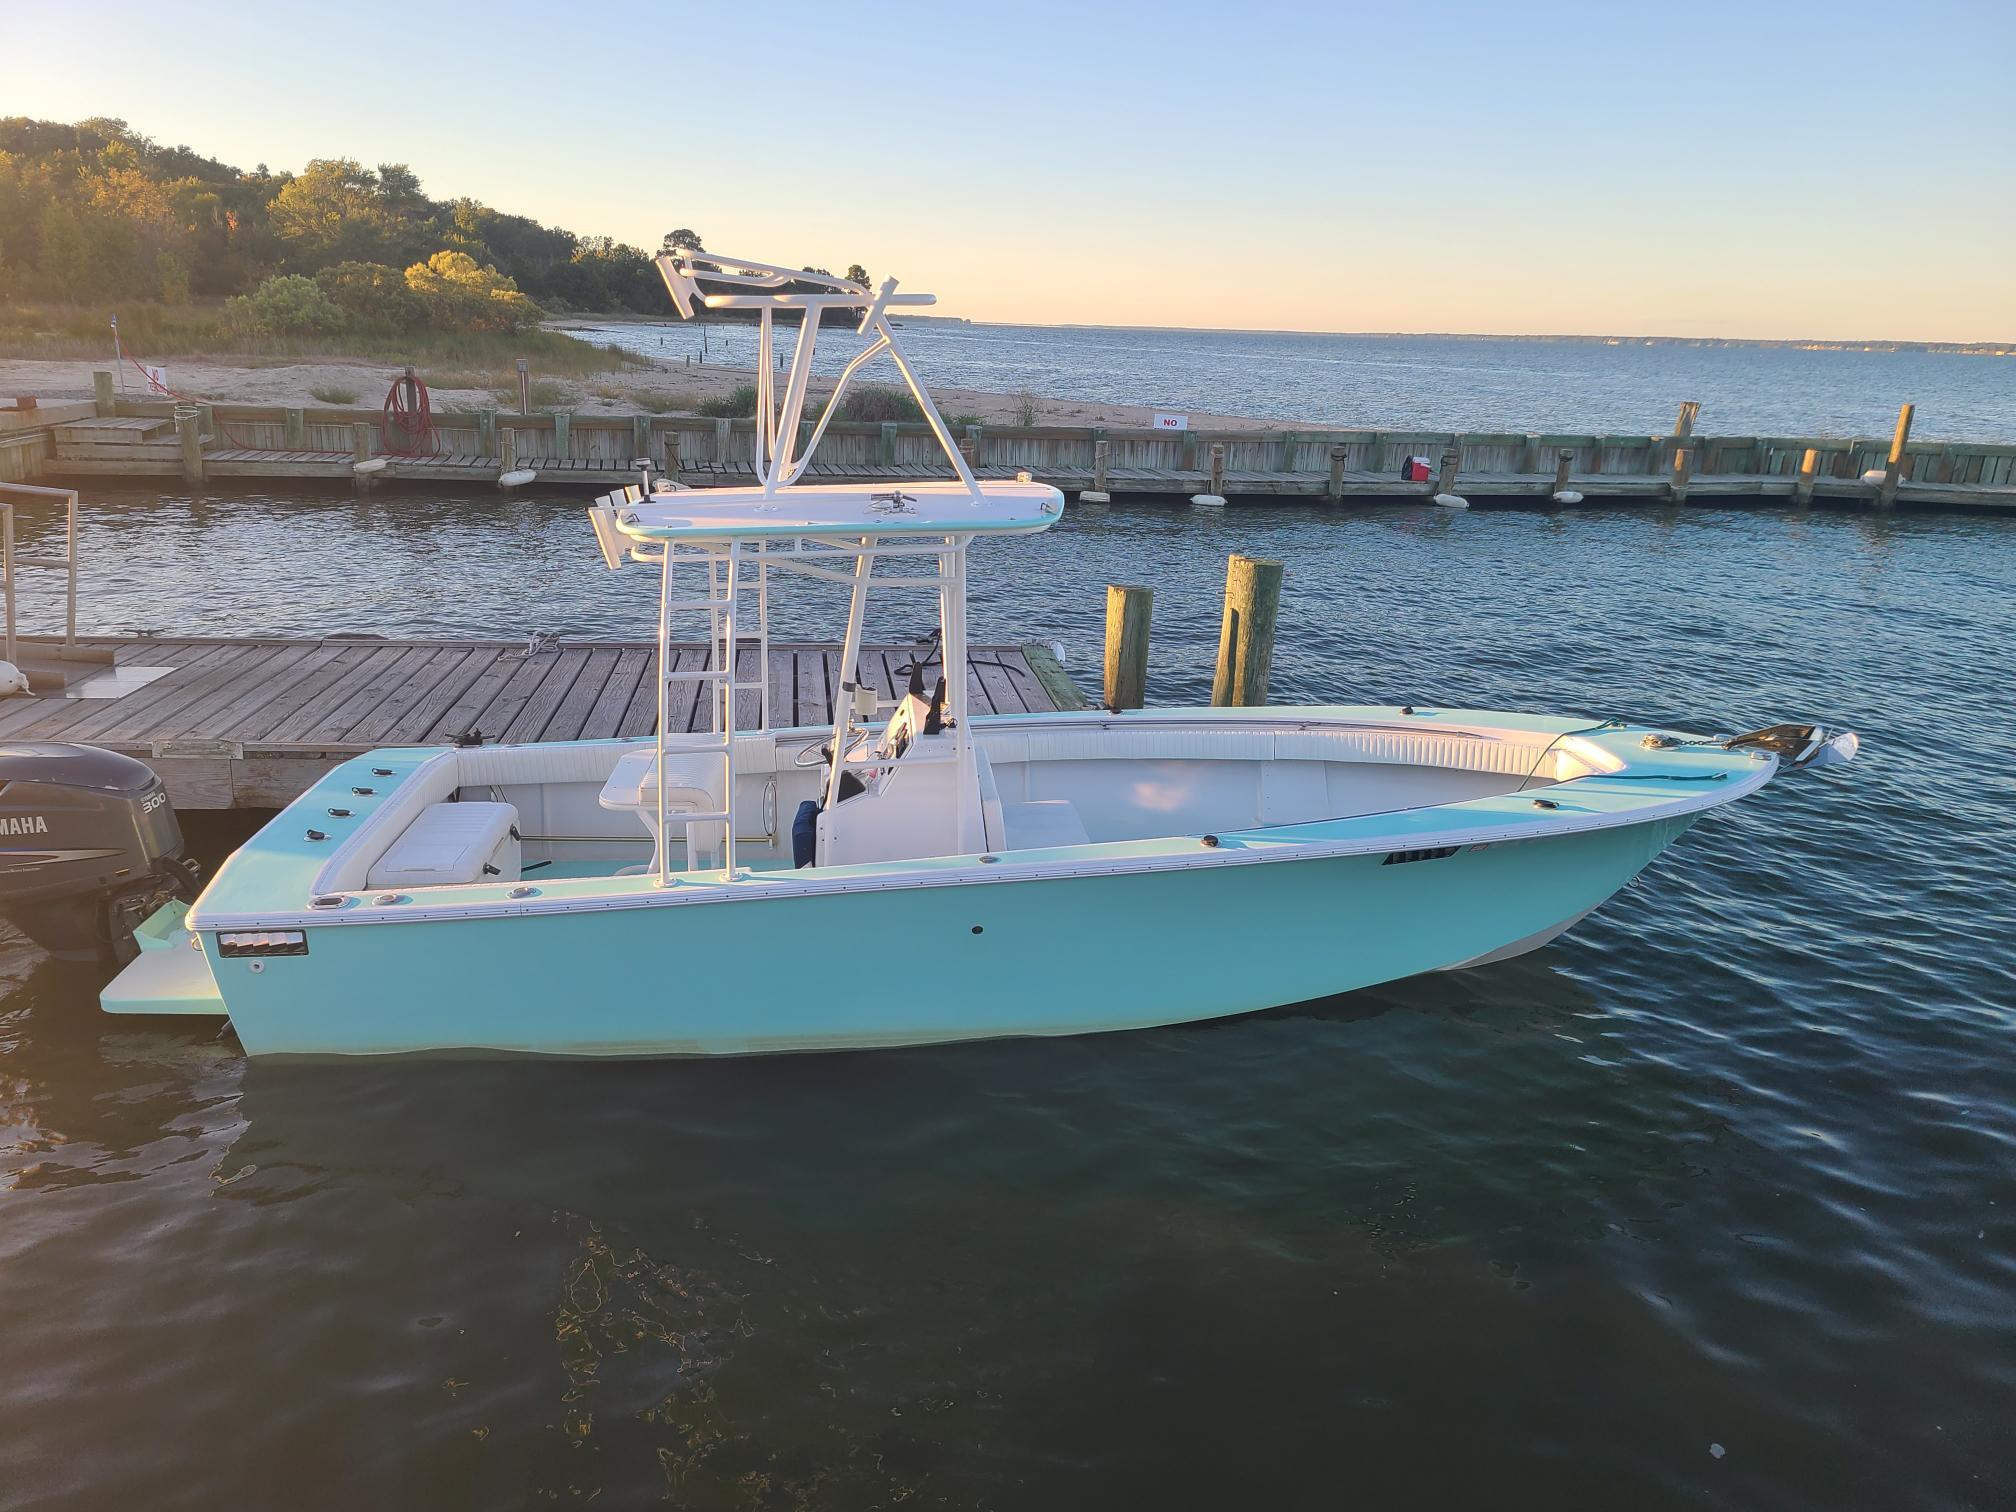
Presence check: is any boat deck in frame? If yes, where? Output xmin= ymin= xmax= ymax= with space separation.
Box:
xmin=0 ymin=635 xmax=1083 ymax=809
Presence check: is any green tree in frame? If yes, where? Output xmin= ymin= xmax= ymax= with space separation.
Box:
xmin=844 ymin=263 xmax=869 ymax=286
xmin=226 ymin=273 xmax=345 ymax=335
xmin=315 ymin=260 xmax=423 ymax=327
xmin=661 ymin=228 xmax=704 ymax=252
xmin=403 ymin=250 xmax=540 ymax=332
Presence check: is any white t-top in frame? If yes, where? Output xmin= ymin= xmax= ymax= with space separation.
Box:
xmin=611 ymin=479 xmax=1066 ymax=541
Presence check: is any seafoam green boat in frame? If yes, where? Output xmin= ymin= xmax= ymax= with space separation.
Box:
xmin=79 ymin=252 xmax=1855 ymax=1055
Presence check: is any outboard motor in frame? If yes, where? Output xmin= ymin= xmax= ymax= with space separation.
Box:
xmin=0 ymin=743 xmax=199 ymax=964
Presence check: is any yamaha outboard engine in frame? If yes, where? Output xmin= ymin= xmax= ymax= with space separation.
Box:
xmin=0 ymin=743 xmax=199 ymax=964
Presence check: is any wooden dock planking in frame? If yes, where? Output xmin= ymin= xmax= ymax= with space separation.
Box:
xmin=0 ymin=635 xmax=1074 ymax=808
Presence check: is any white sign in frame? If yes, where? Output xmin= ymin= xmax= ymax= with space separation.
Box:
xmin=1152 ymin=412 xmax=1189 ymax=431
xmin=141 ymin=364 xmax=170 ymax=396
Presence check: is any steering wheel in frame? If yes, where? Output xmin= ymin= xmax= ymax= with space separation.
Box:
xmin=794 ymin=728 xmax=873 ymax=768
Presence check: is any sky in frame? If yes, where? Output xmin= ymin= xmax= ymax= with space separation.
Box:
xmin=6 ymin=0 xmax=2013 ymax=342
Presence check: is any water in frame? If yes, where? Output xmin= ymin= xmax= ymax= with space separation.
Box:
xmin=570 ymin=318 xmax=2016 ymax=441
xmin=4 ymin=489 xmax=2016 ymax=1510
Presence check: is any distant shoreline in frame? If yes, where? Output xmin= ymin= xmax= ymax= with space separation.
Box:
xmin=553 ymin=315 xmax=2012 ymax=358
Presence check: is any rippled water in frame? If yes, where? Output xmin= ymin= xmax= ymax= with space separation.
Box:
xmin=571 ymin=319 xmax=2016 ymax=441
xmin=3 ymin=489 xmax=2014 ymax=1509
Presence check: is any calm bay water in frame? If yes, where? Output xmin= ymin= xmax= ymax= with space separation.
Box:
xmin=3 ymin=486 xmax=2015 ymax=1510
xmin=570 ymin=318 xmax=2016 ymax=441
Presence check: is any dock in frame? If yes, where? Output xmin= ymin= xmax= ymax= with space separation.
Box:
xmin=7 ymin=381 xmax=2013 ymax=509
xmin=0 ymin=634 xmax=1085 ymax=810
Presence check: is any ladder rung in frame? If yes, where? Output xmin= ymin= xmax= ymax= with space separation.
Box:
xmin=665 ymin=669 xmax=730 ymax=682
xmin=666 ymin=810 xmax=731 ymax=823
xmin=664 ymin=597 xmax=732 ymax=611
xmin=9 ymin=555 xmax=72 ymax=569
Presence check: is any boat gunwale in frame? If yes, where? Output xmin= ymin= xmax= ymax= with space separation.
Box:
xmin=184 ymin=708 xmax=1778 ymax=933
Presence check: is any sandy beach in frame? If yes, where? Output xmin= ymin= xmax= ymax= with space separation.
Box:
xmin=0 ymin=330 xmax=1291 ymax=431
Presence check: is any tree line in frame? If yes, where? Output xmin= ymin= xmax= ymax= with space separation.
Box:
xmin=0 ymin=117 xmax=868 ymax=334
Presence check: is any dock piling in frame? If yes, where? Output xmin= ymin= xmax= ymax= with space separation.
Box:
xmin=663 ymin=428 xmax=680 ymax=482
xmin=1103 ymin=585 xmax=1152 ymax=711
xmin=1796 ymin=447 xmax=1819 ymax=506
xmin=1437 ymin=445 xmax=1460 ymax=496
xmin=476 ymin=409 xmax=496 ymax=458
xmin=1328 ymin=443 xmax=1346 ymax=502
xmin=500 ymin=425 xmax=517 ymax=475
xmin=1093 ymin=437 xmax=1110 ymax=494
xmin=1210 ymin=553 xmax=1283 ymax=708
xmin=631 ymin=415 xmax=650 ymax=465
xmin=1553 ymin=448 xmax=1574 ymax=495
xmin=553 ymin=412 xmax=572 ymax=460
xmin=1878 ymin=404 xmax=1915 ymax=509
xmin=284 ymin=407 xmax=306 ymax=449
xmin=1671 ymin=446 xmax=1693 ymax=504
xmin=93 ymin=371 xmax=117 ymax=418
xmin=1210 ymin=442 xmax=1226 ymax=497
xmin=351 ymin=423 xmax=374 ymax=493
xmin=174 ymin=407 xmax=204 ymax=484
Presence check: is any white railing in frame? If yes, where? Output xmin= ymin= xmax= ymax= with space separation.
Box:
xmin=0 ymin=481 xmax=80 ymax=665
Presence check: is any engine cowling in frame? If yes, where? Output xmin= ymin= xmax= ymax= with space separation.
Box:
xmin=0 ymin=743 xmax=197 ymax=963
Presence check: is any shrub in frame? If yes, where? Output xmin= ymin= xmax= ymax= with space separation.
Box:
xmin=943 ymin=412 xmax=983 ymax=430
xmin=698 ymin=384 xmax=757 ymax=418
xmin=812 ymin=385 xmax=923 ymax=424
xmin=316 ymin=261 xmax=425 ymax=328
xmin=308 ymin=382 xmax=359 ymax=404
xmin=1012 ymin=389 xmax=1039 ymax=427
xmin=404 ymin=250 xmax=541 ymax=334
xmin=225 ymin=274 xmax=345 ymax=336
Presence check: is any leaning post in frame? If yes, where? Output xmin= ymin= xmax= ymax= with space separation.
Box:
xmin=1103 ymin=585 xmax=1153 ymax=711
xmin=1210 ymin=553 xmax=1284 ymax=708
xmin=1670 ymin=445 xmax=1693 ymax=504
xmin=1877 ymin=403 xmax=1914 ymax=509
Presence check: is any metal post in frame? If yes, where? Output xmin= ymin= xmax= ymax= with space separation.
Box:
xmin=2 ymin=503 xmax=14 ymax=666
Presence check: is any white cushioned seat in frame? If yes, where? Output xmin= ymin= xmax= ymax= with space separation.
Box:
xmin=366 ymin=801 xmax=521 ymax=889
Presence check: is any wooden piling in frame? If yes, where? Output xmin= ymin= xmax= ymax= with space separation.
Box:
xmin=1209 ymin=442 xmax=1226 ymax=498
xmin=500 ymin=424 xmax=517 ymax=474
xmin=284 ymin=407 xmax=307 ymax=449
xmin=1671 ymin=445 xmax=1693 ymax=504
xmin=93 ymin=371 xmax=116 ymax=418
xmin=1103 ymin=585 xmax=1152 ymax=711
xmin=878 ymin=422 xmax=898 ymax=466
xmin=713 ymin=418 xmax=732 ymax=462
xmin=1552 ymin=448 xmax=1574 ymax=495
xmin=175 ymin=407 xmax=203 ymax=484
xmin=351 ymin=422 xmax=374 ymax=493
xmin=631 ymin=414 xmax=651 ymax=465
xmin=553 ymin=412 xmax=572 ymax=460
xmin=1796 ymin=447 xmax=1819 ymax=505
xmin=476 ymin=409 xmax=496 ymax=458
xmin=1093 ymin=437 xmax=1110 ymax=494
xmin=1210 ymin=553 xmax=1283 ymax=708
xmin=1878 ymin=403 xmax=1914 ymax=509
xmin=1437 ymin=445 xmax=1460 ymax=496
xmin=1327 ymin=443 xmax=1346 ymax=502
xmin=662 ymin=428 xmax=680 ymax=482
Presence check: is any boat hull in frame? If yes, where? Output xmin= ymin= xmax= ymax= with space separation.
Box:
xmin=208 ymin=815 xmax=1690 ymax=1057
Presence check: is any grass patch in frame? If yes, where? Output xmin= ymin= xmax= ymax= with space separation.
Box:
xmin=944 ymin=412 xmax=983 ymax=430
xmin=698 ymin=384 xmax=758 ymax=419
xmin=622 ymin=389 xmax=697 ymax=414
xmin=0 ymin=301 xmax=651 ymax=378
xmin=308 ymin=382 xmax=359 ymax=404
